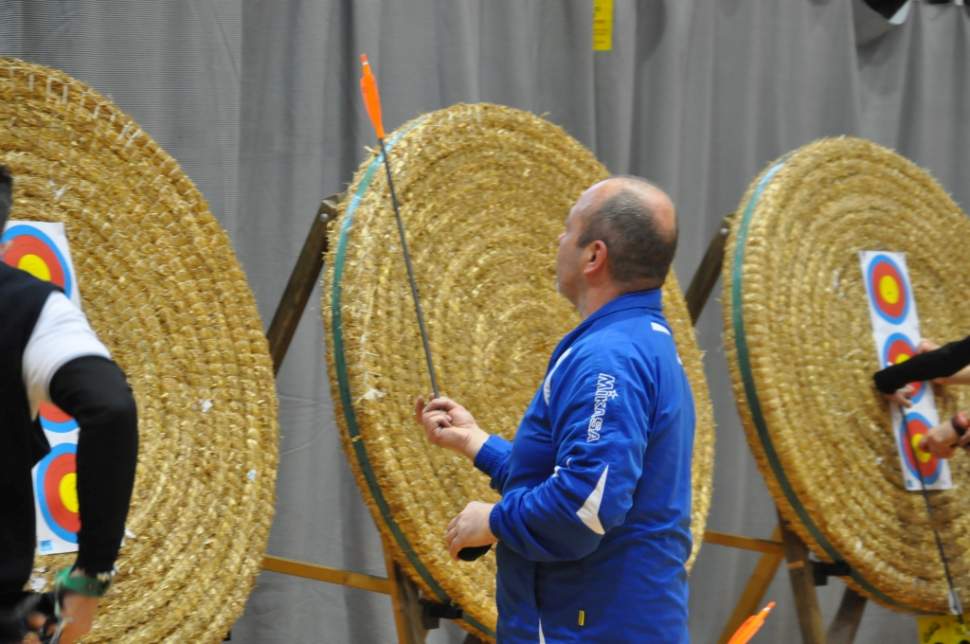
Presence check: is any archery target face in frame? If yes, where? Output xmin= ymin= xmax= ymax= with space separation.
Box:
xmin=35 ymin=443 xmax=80 ymax=543
xmin=861 ymin=249 xmax=948 ymax=490
xmin=2 ymin=223 xmax=74 ymax=299
xmin=882 ymin=333 xmax=926 ymax=403
xmin=866 ymin=254 xmax=910 ymax=324
xmin=898 ymin=412 xmax=941 ymax=485
xmin=39 ymin=402 xmax=79 ymax=433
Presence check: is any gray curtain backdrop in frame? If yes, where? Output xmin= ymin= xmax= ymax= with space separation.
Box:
xmin=3 ymin=1 xmax=969 ymax=642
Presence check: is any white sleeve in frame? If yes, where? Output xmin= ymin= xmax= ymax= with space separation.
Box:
xmin=22 ymin=292 xmax=111 ymax=418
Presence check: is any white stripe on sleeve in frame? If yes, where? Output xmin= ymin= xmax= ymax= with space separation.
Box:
xmin=576 ymin=466 xmax=609 ymax=535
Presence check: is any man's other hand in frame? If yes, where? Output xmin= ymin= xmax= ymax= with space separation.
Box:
xmin=446 ymin=501 xmax=497 ymax=560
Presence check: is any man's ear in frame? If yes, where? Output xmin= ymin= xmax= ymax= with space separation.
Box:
xmin=583 ymin=240 xmax=609 ymax=275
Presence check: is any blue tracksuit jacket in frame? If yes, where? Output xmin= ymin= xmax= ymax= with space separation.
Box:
xmin=475 ymin=289 xmax=695 ymax=643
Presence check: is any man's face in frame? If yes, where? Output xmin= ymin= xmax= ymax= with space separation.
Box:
xmin=555 ymin=196 xmax=589 ymax=305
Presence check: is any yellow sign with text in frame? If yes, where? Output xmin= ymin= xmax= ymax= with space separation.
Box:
xmin=917 ymin=614 xmax=970 ymax=644
xmin=593 ymin=0 xmax=613 ymax=52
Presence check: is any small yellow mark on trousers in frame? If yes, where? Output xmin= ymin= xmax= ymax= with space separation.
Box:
xmin=578 ymin=610 xmax=586 ymax=627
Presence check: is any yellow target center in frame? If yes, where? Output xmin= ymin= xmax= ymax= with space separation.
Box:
xmin=879 ymin=275 xmax=900 ymax=305
xmin=18 ymin=254 xmax=51 ymax=282
xmin=59 ymin=472 xmax=79 ymax=514
xmin=894 ymin=354 xmax=911 ymax=365
xmin=910 ymin=434 xmax=932 ymax=464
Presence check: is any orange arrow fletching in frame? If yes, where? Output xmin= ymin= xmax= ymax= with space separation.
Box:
xmin=727 ymin=601 xmax=775 ymax=644
xmin=359 ymin=54 xmax=385 ymax=140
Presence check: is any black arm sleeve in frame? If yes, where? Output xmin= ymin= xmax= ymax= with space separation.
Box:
xmin=48 ymin=356 xmax=138 ymax=575
xmin=873 ymin=336 xmax=970 ymax=394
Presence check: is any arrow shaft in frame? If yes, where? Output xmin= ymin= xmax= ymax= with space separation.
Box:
xmin=361 ymin=55 xmax=490 ymax=563
xmin=904 ymin=423 xmax=963 ymax=617
xmin=379 ymin=138 xmax=440 ymax=398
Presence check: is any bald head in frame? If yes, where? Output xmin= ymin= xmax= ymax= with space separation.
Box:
xmin=575 ymin=176 xmax=678 ymax=288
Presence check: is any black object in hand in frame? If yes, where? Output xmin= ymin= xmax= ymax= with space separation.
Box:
xmin=458 ymin=545 xmax=492 ymax=561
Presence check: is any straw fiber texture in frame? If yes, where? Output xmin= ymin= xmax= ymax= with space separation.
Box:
xmin=324 ymin=102 xmax=714 ymax=639
xmin=723 ymin=136 xmax=970 ymax=614
xmin=0 ymin=58 xmax=279 ymax=641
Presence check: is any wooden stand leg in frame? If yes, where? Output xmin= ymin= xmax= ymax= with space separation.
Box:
xmin=779 ymin=516 xmax=825 ymax=644
xmin=685 ymin=213 xmax=734 ymax=324
xmin=383 ymin=544 xmax=428 ymax=644
xmin=266 ymin=195 xmax=340 ymax=375
xmin=717 ymin=525 xmax=784 ymax=644
xmin=826 ymin=587 xmax=867 ymax=644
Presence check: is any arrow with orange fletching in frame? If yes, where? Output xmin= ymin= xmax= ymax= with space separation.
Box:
xmin=358 ymin=53 xmax=439 ymax=397
xmin=358 ymin=55 xmax=490 ymax=563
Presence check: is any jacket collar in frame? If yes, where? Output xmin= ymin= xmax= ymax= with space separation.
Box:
xmin=548 ymin=289 xmax=663 ymax=366
xmin=583 ymin=289 xmax=662 ymax=324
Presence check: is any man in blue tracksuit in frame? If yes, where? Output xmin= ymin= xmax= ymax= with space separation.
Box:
xmin=417 ymin=176 xmax=695 ymax=643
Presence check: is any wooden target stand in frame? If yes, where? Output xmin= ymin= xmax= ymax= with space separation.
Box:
xmin=260 ymin=195 xmax=477 ymax=644
xmin=258 ymin=200 xmax=866 ymax=644
xmin=685 ymin=214 xmax=868 ymax=644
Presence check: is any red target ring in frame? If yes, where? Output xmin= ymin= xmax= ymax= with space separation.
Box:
xmin=39 ymin=402 xmax=79 ymax=433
